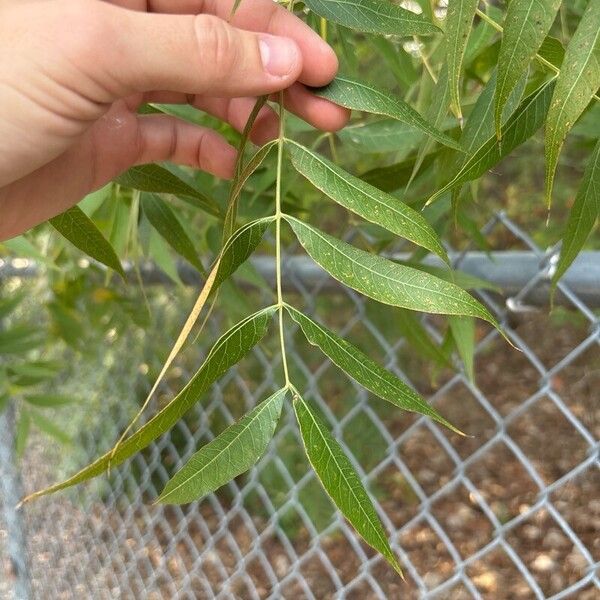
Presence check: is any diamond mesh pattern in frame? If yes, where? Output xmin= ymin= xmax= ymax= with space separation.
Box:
xmin=1 ymin=213 xmax=599 ymax=599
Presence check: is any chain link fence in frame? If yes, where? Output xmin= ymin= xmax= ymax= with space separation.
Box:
xmin=1 ymin=212 xmax=599 ymax=599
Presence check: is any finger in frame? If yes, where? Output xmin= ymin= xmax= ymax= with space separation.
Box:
xmin=78 ymin=3 xmax=303 ymax=100
xmin=145 ymin=93 xmax=280 ymax=145
xmin=143 ymin=0 xmax=339 ymax=87
xmin=0 ymin=111 xmax=236 ymax=240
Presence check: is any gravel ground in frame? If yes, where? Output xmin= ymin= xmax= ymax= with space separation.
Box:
xmin=2 ymin=312 xmax=599 ymax=599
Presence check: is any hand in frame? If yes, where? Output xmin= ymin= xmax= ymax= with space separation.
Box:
xmin=0 ymin=0 xmax=349 ymax=240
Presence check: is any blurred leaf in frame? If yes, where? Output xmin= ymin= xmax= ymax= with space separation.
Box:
xmin=286 ymin=216 xmax=500 ymax=328
xmin=142 ymin=194 xmax=204 ymax=272
xmin=16 ymin=410 xmax=30 ymax=458
xmin=494 ymin=0 xmax=561 ymax=139
xmin=0 ymin=326 xmax=43 ymax=355
xmin=293 ymin=394 xmax=401 ymax=575
xmin=545 ymin=2 xmax=600 ymax=205
xmin=448 ymin=316 xmax=475 ymax=382
xmin=0 ymin=291 xmax=26 ymax=320
xmin=369 ymin=36 xmax=418 ymax=88
xmin=30 ymin=412 xmax=72 ymax=445
xmin=361 ymin=151 xmax=439 ymax=192
xmin=313 ymin=76 xmax=462 ymax=150
xmin=553 ymin=138 xmax=600 ymax=287
xmin=287 ymin=306 xmax=458 ymax=431
xmin=23 ymin=394 xmax=76 ymax=408
xmin=303 ymin=0 xmax=438 ymax=36
xmin=287 ymin=141 xmax=448 ymax=262
xmin=23 ymin=306 xmax=277 ymax=503
xmin=148 ymin=227 xmax=184 ymax=287
xmin=50 ymin=206 xmax=125 ymax=277
xmin=158 ymin=388 xmax=286 ymax=504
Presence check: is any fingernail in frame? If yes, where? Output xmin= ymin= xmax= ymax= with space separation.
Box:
xmin=259 ymin=35 xmax=299 ymax=78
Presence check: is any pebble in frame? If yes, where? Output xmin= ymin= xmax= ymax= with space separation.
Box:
xmin=531 ymin=554 xmax=555 ymax=572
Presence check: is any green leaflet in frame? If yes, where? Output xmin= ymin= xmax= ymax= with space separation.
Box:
xmin=0 ymin=326 xmax=44 ymax=355
xmin=158 ymin=388 xmax=287 ymax=504
xmin=224 ymin=141 xmax=277 ymax=241
xmin=223 ymin=97 xmax=270 ymax=241
xmin=286 ymin=141 xmax=448 ymax=263
xmin=115 ymin=164 xmax=221 ymax=217
xmin=23 ymin=394 xmax=76 ymax=408
xmin=338 ymin=120 xmax=424 ymax=154
xmin=30 ymin=412 xmax=71 ymax=446
xmin=313 ymin=75 xmax=462 ymax=151
xmin=494 ymin=0 xmax=561 ymax=139
xmin=285 ymin=216 xmax=500 ymax=328
xmin=0 ymin=292 xmax=26 ymax=321
xmin=427 ymin=80 xmax=556 ymax=206
xmin=303 ymin=0 xmax=438 ymax=37
xmin=445 ymin=0 xmax=479 ymax=118
xmin=22 ymin=306 xmax=277 ymax=503
xmin=545 ymin=1 xmax=600 ymax=206
xmin=361 ymin=151 xmax=439 ymax=193
xmin=448 ymin=316 xmax=475 ymax=382
xmin=293 ymin=393 xmax=402 ymax=575
xmin=553 ymin=138 xmax=600 ymax=288
xmin=213 ymin=217 xmax=274 ymax=288
xmin=286 ymin=306 xmax=459 ymax=433
xmin=50 ymin=206 xmax=124 ymax=277
xmin=142 ymin=194 xmax=203 ymax=273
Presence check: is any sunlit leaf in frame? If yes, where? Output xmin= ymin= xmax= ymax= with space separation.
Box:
xmin=287 ymin=141 xmax=448 ymax=262
xmin=303 ymin=0 xmax=438 ymax=37
xmin=294 ymin=393 xmax=401 ymax=574
xmin=313 ymin=76 xmax=462 ymax=150
xmin=285 ymin=216 xmax=500 ymax=328
xmin=553 ymin=138 xmax=600 ymax=287
xmin=545 ymin=2 xmax=600 ymax=205
xmin=22 ymin=306 xmax=277 ymax=503
xmin=495 ymin=0 xmax=561 ymax=139
xmin=158 ymin=388 xmax=287 ymax=504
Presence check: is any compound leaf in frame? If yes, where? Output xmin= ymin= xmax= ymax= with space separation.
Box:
xmin=50 ymin=206 xmax=124 ymax=277
xmin=158 ymin=388 xmax=287 ymax=504
xmin=287 ymin=141 xmax=448 ymax=262
xmin=313 ymin=76 xmax=462 ymax=151
xmin=293 ymin=393 xmax=402 ymax=575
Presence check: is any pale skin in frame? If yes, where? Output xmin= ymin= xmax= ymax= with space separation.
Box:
xmin=0 ymin=0 xmax=350 ymax=241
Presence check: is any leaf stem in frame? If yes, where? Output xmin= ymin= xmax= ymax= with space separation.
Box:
xmin=275 ymin=94 xmax=291 ymax=387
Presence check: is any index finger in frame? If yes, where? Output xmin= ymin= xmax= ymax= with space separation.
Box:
xmin=147 ymin=0 xmax=339 ymax=87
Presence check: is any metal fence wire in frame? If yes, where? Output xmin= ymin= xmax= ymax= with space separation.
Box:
xmin=1 ymin=212 xmax=599 ymax=599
